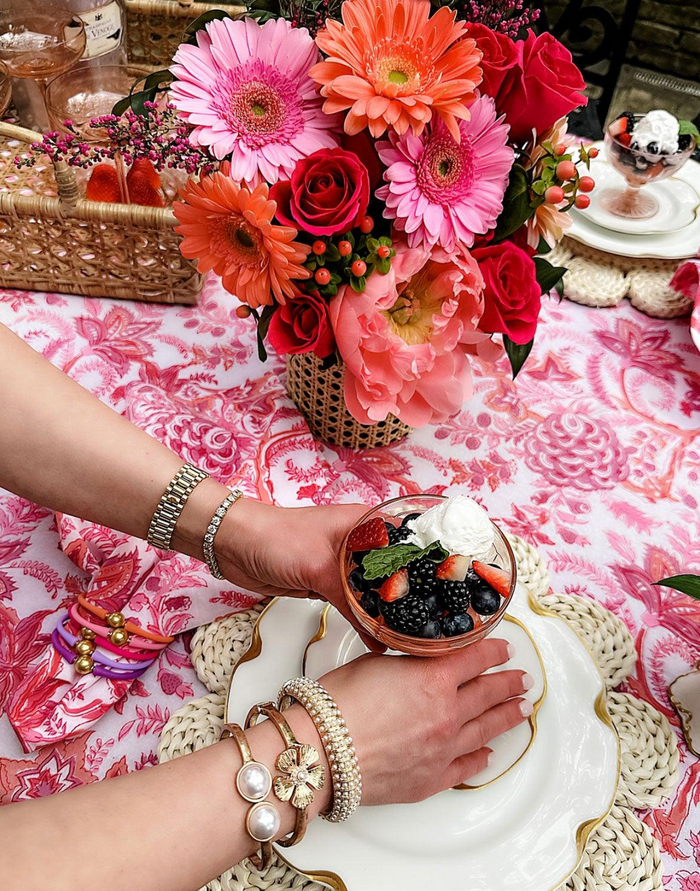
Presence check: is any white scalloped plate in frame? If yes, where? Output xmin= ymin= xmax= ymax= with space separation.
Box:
xmin=225 ymin=587 xmax=619 ymax=891
xmin=303 ymin=605 xmax=546 ymax=790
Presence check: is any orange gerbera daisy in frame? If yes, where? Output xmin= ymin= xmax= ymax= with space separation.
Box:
xmin=310 ymin=0 xmax=482 ymax=142
xmin=174 ymin=172 xmax=310 ymax=308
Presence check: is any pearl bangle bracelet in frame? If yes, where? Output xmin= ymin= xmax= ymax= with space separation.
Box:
xmin=278 ymin=678 xmax=362 ymax=824
xmin=69 ymin=604 xmax=169 ymax=651
xmin=222 ymin=722 xmax=278 ymax=870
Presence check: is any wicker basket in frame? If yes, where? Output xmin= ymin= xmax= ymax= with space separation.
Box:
xmin=126 ymin=0 xmax=245 ymax=67
xmin=286 ymin=352 xmax=411 ymax=449
xmin=0 ymin=121 xmax=201 ymax=303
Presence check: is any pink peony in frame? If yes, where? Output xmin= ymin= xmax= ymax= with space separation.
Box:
xmin=376 ymin=95 xmax=514 ymax=251
xmin=329 ymin=243 xmax=490 ymax=426
xmin=170 ymin=17 xmax=340 ymax=185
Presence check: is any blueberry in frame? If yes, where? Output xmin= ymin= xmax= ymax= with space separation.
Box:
xmin=424 ymin=592 xmax=443 ymax=616
xmin=443 ymin=613 xmax=474 ymax=637
xmin=647 ymin=141 xmax=659 ymax=155
xmin=472 ymin=587 xmax=502 ymax=616
xmin=415 ymin=618 xmax=442 ymax=639
xmin=401 ymin=512 xmax=422 ymax=527
xmin=679 ymin=134 xmax=693 ymax=151
xmin=349 ymin=566 xmax=372 ymax=593
xmin=360 ymin=589 xmax=380 ymax=618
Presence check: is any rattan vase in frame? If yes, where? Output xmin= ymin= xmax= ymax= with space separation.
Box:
xmin=285 ymin=352 xmax=411 ymax=450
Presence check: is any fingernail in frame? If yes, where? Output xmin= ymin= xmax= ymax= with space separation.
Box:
xmin=522 ymin=673 xmax=534 ymax=691
xmin=486 ymin=749 xmax=495 ymax=766
xmin=519 ymin=699 xmax=534 ymax=717
xmin=506 ymin=642 xmax=516 ymax=659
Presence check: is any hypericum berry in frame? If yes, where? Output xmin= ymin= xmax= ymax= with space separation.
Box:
xmin=352 ymin=259 xmax=367 ymax=277
xmin=235 ymin=305 xmax=252 ymax=319
xmin=359 ymin=215 xmax=374 ymax=233
xmin=556 ymin=160 xmax=576 ymax=180
xmin=555 ymin=144 xmax=567 ymax=156
xmin=312 ymin=240 xmax=326 ymax=255
xmin=575 ymin=194 xmax=591 ymax=209
xmin=315 ymin=268 xmax=331 ymax=285
xmin=545 ymin=185 xmax=565 ymax=205
xmin=578 ymin=176 xmax=595 ymax=193
xmin=588 ymin=147 xmax=599 ymax=158
xmin=377 ymin=245 xmax=391 ymax=259
xmin=338 ymin=240 xmax=352 ymax=256
xmin=380 ymin=592 xmax=429 ymax=634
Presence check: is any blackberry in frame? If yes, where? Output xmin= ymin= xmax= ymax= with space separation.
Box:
xmin=618 ymin=110 xmax=634 ymax=132
xmin=385 ymin=521 xmax=411 ymax=545
xmin=465 ymin=568 xmax=491 ymax=595
xmin=647 ymin=141 xmax=659 ymax=155
xmin=423 ymin=591 xmax=443 ymax=616
xmin=441 ymin=579 xmax=470 ymax=614
xmin=401 ymin=512 xmax=422 ymax=528
xmin=360 ymin=589 xmax=380 ymax=618
xmin=408 ymin=556 xmax=440 ymax=597
xmin=443 ymin=613 xmax=474 ymax=637
xmin=380 ymin=593 xmax=429 ymax=635
xmin=415 ymin=618 xmax=442 ymax=639
xmin=349 ymin=566 xmax=372 ymax=594
xmin=679 ymin=134 xmax=693 ymax=151
xmin=472 ymin=587 xmax=501 ymax=616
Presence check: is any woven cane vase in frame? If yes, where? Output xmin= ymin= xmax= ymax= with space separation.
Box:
xmin=285 ymin=352 xmax=411 ymax=449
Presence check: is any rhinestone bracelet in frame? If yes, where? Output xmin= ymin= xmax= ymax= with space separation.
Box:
xmin=278 ymin=678 xmax=362 ymax=823
xmin=203 ymin=489 xmax=244 ymax=579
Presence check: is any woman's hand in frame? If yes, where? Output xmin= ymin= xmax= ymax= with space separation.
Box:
xmin=216 ymin=498 xmax=372 ymax=633
xmin=318 ymin=639 xmax=532 ymax=802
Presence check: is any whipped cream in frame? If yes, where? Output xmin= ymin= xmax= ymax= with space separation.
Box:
xmin=407 ymin=495 xmax=495 ymax=559
xmin=632 ymin=109 xmax=679 ymax=153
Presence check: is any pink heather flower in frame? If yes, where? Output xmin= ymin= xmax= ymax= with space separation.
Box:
xmin=170 ymin=16 xmax=340 ymax=185
xmin=329 ymin=242 xmax=491 ymax=427
xmin=376 ymin=95 xmax=514 ymax=251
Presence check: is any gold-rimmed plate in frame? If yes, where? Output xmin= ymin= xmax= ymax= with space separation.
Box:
xmin=225 ymin=586 xmax=620 ymax=891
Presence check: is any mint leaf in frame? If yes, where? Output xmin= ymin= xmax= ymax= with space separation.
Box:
xmin=679 ymin=121 xmax=700 ymax=142
xmin=362 ymin=541 xmax=448 ymax=580
xmin=654 ymin=574 xmax=700 ymax=600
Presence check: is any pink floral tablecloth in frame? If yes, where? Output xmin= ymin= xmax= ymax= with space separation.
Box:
xmin=1 ymin=276 xmax=700 ymax=888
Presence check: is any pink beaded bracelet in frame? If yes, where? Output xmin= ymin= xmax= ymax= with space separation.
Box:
xmin=69 ymin=603 xmax=168 ymax=652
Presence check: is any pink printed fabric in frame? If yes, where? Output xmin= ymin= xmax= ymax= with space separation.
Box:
xmin=1 ymin=277 xmax=700 ymax=885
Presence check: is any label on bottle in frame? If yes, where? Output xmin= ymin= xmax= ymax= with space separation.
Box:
xmin=77 ymin=2 xmax=124 ymax=59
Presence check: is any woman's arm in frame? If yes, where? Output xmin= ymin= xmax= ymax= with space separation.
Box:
xmin=0 ymin=322 xmax=365 ymax=607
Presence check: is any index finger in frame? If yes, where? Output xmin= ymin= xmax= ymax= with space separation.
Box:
xmin=441 ymin=638 xmax=514 ymax=686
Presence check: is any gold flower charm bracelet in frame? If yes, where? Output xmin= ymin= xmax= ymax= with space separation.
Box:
xmin=245 ymin=703 xmax=325 ymax=847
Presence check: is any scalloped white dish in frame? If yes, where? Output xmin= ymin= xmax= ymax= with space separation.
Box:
xmin=225 ymin=587 xmax=619 ymax=891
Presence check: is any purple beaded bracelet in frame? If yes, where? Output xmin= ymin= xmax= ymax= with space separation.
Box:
xmin=56 ymin=614 xmax=157 ymax=671
xmin=52 ymin=622 xmax=154 ymax=679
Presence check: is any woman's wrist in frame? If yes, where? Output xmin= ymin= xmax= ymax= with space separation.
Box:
xmin=169 ymin=476 xmax=233 ymax=562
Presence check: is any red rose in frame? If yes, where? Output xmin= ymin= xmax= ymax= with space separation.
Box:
xmin=467 ymin=24 xmax=519 ymax=99
xmin=495 ymin=30 xmax=587 ymax=144
xmin=271 ymin=148 xmax=370 ymax=236
xmin=268 ymin=289 xmax=335 ymax=359
xmin=472 ymin=241 xmax=541 ymax=344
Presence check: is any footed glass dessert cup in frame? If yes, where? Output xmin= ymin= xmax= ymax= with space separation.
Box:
xmin=341 ymin=494 xmax=516 ymax=656
xmin=601 ymin=115 xmax=696 ymax=220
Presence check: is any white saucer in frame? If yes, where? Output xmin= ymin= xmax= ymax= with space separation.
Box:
xmin=578 ymin=156 xmax=700 ymax=235
xmin=692 ymin=300 xmax=700 ymax=354
xmin=225 ymin=589 xmax=619 ymax=891
xmin=303 ymin=604 xmax=546 ymax=789
xmin=569 ymin=142 xmax=700 ymax=259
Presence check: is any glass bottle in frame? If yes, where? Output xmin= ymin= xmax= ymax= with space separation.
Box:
xmin=67 ymin=0 xmax=127 ymax=66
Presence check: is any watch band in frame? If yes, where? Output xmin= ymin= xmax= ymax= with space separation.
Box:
xmin=147 ymin=462 xmax=209 ymax=550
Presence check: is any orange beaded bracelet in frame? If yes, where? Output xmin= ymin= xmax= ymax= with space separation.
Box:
xmin=77 ymin=594 xmax=174 ymax=645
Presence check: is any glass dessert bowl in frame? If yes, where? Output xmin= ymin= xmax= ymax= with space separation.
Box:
xmin=341 ymin=494 xmax=517 ymax=657
xmin=601 ymin=110 xmax=696 ymax=220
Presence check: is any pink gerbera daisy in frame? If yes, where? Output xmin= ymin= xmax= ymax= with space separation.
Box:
xmin=377 ymin=95 xmax=514 ymax=251
xmin=170 ymin=17 xmax=340 ymax=185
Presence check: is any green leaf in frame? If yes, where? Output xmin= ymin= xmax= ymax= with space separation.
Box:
xmin=534 ymin=257 xmax=567 ymax=295
xmin=350 ymin=275 xmax=366 ymax=293
xmin=678 ymin=121 xmax=700 ymax=141
xmin=325 ymin=242 xmax=340 ymax=262
xmin=256 ymin=304 xmax=276 ymax=363
xmin=111 ymin=69 xmax=173 ymax=117
xmin=376 ymin=257 xmax=391 ymax=275
xmin=362 ymin=541 xmax=449 ymax=580
xmin=654 ymin=574 xmax=700 ymax=600
xmin=184 ymin=9 xmax=233 ymax=45
xmin=537 ymin=236 xmax=552 ymax=255
xmin=493 ymin=165 xmax=533 ymax=241
xmin=503 ymin=334 xmax=534 ymax=379
xmin=554 ymin=277 xmax=565 ymax=300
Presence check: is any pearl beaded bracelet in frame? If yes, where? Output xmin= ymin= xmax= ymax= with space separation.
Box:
xmin=278 ymin=678 xmax=362 ymax=823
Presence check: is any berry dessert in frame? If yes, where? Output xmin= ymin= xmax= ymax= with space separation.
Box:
xmin=606 ymin=110 xmax=697 ymax=186
xmin=343 ymin=495 xmax=515 ymax=653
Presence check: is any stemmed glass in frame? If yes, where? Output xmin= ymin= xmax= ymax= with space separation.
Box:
xmin=600 ymin=114 xmax=697 ymax=220
xmin=0 ymin=4 xmax=86 ymax=131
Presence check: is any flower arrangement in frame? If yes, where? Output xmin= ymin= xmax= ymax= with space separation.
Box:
xmin=21 ymin=0 xmax=595 ymax=436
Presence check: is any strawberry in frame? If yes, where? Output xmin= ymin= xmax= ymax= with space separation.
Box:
xmin=128 ymin=158 xmax=160 ymax=189
xmin=86 ymin=163 xmax=121 ymax=203
xmin=435 ymin=554 xmax=470 ymax=582
xmin=347 ymin=517 xmax=389 ymax=552
xmin=472 ymin=561 xmax=512 ymax=598
xmin=618 ymin=132 xmax=632 ymax=147
xmin=127 ymin=158 xmax=164 ymax=207
xmin=378 ymin=568 xmax=409 ymax=602
xmin=609 ymin=116 xmax=627 ymax=137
